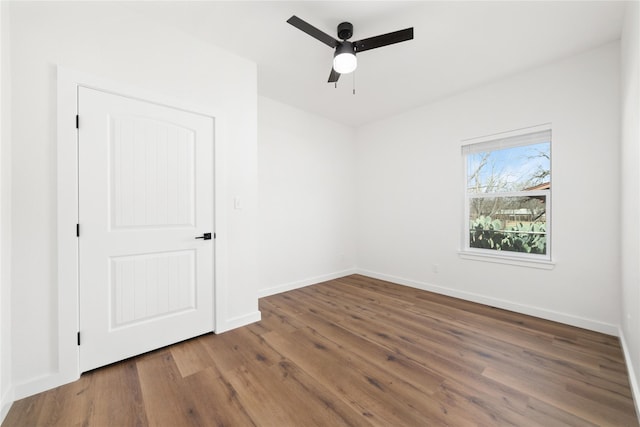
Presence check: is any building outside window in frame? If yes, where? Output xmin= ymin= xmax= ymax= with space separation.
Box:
xmin=462 ymin=125 xmax=551 ymax=261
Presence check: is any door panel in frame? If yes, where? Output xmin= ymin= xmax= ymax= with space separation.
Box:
xmin=110 ymin=249 xmax=196 ymax=328
xmin=78 ymin=87 xmax=214 ymax=372
xmin=111 ymin=116 xmax=195 ymax=228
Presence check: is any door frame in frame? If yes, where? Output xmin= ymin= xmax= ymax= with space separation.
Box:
xmin=56 ymin=66 xmax=228 ymax=385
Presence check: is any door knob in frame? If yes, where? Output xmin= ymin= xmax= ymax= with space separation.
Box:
xmin=195 ymin=233 xmax=212 ymax=240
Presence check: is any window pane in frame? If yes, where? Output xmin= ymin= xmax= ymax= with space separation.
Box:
xmin=469 ymin=195 xmax=547 ymax=255
xmin=467 ymin=142 xmax=550 ymax=194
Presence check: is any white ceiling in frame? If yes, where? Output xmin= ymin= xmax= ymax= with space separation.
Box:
xmin=122 ymin=1 xmax=627 ymax=126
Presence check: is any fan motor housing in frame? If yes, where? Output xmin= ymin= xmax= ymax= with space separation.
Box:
xmin=337 ymin=22 xmax=353 ymax=40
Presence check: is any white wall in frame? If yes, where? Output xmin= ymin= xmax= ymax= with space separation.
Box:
xmin=10 ymin=1 xmax=258 ymax=397
xmin=0 ymin=0 xmax=13 ymax=422
xmin=620 ymin=0 xmax=640 ymax=412
xmin=257 ymin=96 xmax=356 ymax=296
xmin=356 ymin=42 xmax=621 ymax=334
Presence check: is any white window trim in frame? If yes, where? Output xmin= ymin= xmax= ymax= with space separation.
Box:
xmin=460 ymin=124 xmax=553 ymax=266
xmin=457 ymin=251 xmax=555 ymax=270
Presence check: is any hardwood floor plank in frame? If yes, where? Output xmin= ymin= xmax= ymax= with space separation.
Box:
xmin=225 ymin=356 xmax=366 ymax=427
xmin=170 ymin=334 xmax=215 ymax=378
xmin=79 ymin=360 xmax=148 ymax=427
xmin=432 ymin=379 xmax=537 ymax=426
xmin=27 ymin=380 xmax=87 ymax=427
xmin=181 ymin=367 xmax=257 ymax=427
xmin=322 ymin=277 xmax=627 ymax=399
xmin=261 ymin=329 xmax=456 ymax=426
xmin=4 ymin=359 xmax=148 ymax=427
xmin=282 ymin=288 xmax=544 ymax=421
xmin=136 ymin=350 xmax=209 ymax=426
xmin=483 ymin=365 xmax=637 ymax=426
xmin=327 ymin=279 xmax=605 ymax=372
xmin=523 ymin=398 xmax=599 ymax=427
xmin=270 ymin=286 xmax=538 ymax=421
xmin=3 ymin=275 xmax=637 ymax=426
xmin=296 ymin=311 xmax=446 ymax=396
xmin=1 ymin=395 xmax=46 ymax=427
xmin=199 ymin=326 xmax=282 ymax=375
xmin=295 ymin=286 xmax=491 ymax=374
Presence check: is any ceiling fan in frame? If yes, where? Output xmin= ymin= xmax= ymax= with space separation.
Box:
xmin=287 ymin=15 xmax=414 ymax=83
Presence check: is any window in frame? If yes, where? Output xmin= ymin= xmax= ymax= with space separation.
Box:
xmin=462 ymin=126 xmax=551 ymax=261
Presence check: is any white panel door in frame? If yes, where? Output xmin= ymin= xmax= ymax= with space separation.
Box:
xmin=78 ymin=87 xmax=214 ymax=372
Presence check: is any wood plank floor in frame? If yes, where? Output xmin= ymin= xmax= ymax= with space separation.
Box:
xmin=3 ymin=275 xmax=638 ymax=426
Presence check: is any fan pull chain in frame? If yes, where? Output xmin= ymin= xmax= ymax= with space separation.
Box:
xmin=353 ymin=71 xmax=356 ymax=95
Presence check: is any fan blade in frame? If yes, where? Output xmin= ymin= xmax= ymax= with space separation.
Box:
xmin=287 ymin=16 xmax=339 ymax=48
xmin=354 ymin=27 xmax=414 ymax=53
xmin=328 ymin=68 xmax=341 ymax=83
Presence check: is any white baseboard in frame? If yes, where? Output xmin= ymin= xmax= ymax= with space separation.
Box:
xmin=356 ymin=269 xmax=619 ymax=336
xmin=215 ymin=310 xmax=262 ymax=334
xmin=13 ymin=309 xmax=263 ymax=400
xmin=13 ymin=371 xmax=78 ymax=401
xmin=619 ymin=327 xmax=640 ymax=422
xmin=1 ymin=386 xmax=13 ymax=424
xmin=257 ymin=268 xmax=358 ymax=298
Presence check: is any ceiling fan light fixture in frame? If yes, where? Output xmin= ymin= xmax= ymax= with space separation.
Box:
xmin=286 ymin=16 xmax=413 ymax=83
xmin=333 ymin=42 xmax=357 ymax=74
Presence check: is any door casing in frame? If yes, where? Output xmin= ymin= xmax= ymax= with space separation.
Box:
xmin=53 ymin=66 xmax=229 ymax=392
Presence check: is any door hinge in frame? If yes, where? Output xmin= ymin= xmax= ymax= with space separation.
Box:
xmin=77 ymin=332 xmax=81 ymax=346
xmin=75 ymin=115 xmax=79 ymax=129
xmin=76 ymin=223 xmax=80 ymax=237
xmin=214 ymin=232 xmax=216 ymax=239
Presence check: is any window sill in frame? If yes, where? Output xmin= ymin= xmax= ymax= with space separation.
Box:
xmin=458 ymin=251 xmax=555 ymax=270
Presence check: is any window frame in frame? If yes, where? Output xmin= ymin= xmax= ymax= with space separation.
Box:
xmin=461 ymin=124 xmax=552 ymax=263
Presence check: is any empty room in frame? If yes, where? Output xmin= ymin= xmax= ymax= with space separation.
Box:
xmin=1 ymin=0 xmax=640 ymax=425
